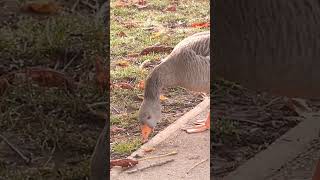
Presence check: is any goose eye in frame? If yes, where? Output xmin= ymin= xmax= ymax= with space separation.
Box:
xmin=146 ymin=115 xmax=151 ymax=119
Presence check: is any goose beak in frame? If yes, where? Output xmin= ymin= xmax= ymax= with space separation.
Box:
xmin=141 ymin=124 xmax=153 ymax=143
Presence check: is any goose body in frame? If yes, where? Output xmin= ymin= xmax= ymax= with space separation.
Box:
xmin=138 ymin=31 xmax=210 ymax=140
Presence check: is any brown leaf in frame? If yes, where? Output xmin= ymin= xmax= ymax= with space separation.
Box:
xmin=140 ymin=45 xmax=173 ymax=55
xmin=165 ymin=5 xmax=176 ymax=12
xmin=116 ymin=31 xmax=127 ymax=37
xmin=191 ymin=22 xmax=210 ymax=28
xmin=111 ymin=126 xmax=126 ymax=133
xmin=127 ymin=53 xmax=140 ymax=58
xmin=136 ymin=0 xmax=147 ymax=6
xmin=114 ymin=0 xmax=130 ymax=7
xmin=123 ymin=21 xmax=138 ymax=29
xmin=116 ymin=60 xmax=130 ymax=67
xmin=22 ymin=1 xmax=60 ymax=14
xmin=136 ymin=80 xmax=145 ymax=90
xmin=25 ymin=68 xmax=75 ymax=92
xmin=159 ymin=95 xmax=168 ymax=101
xmin=143 ymin=147 xmax=155 ymax=153
xmin=0 ymin=78 xmax=9 ymax=96
xmin=115 ymin=82 xmax=134 ymax=90
xmin=95 ymin=56 xmax=108 ymax=93
xmin=111 ymin=159 xmax=138 ymax=168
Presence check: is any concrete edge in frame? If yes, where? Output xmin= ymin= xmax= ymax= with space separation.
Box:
xmin=111 ymin=97 xmax=210 ymax=179
xmin=223 ymin=113 xmax=320 ymax=180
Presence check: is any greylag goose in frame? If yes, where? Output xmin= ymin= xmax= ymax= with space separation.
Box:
xmin=138 ymin=31 xmax=210 ymax=142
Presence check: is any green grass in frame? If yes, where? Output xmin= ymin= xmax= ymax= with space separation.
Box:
xmin=112 ymin=138 xmax=142 ymax=155
xmin=0 ymin=2 xmax=107 ymax=178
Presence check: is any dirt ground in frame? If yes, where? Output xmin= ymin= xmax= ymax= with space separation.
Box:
xmin=212 ymin=79 xmax=305 ymax=178
xmin=0 ymin=0 xmax=107 ymax=179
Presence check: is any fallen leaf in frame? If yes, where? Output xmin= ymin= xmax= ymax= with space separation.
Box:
xmin=111 ymin=159 xmax=138 ymax=168
xmin=191 ymin=22 xmax=210 ymax=28
xmin=165 ymin=5 xmax=176 ymax=12
xmin=116 ymin=31 xmax=127 ymax=37
xmin=140 ymin=45 xmax=173 ymax=55
xmin=151 ymin=32 xmax=163 ymax=39
xmin=95 ymin=56 xmax=108 ymax=93
xmin=114 ymin=0 xmax=130 ymax=7
xmin=115 ymin=82 xmax=134 ymax=90
xmin=25 ymin=67 xmax=75 ymax=92
xmin=136 ymin=80 xmax=145 ymax=90
xmin=127 ymin=53 xmax=140 ymax=58
xmin=116 ymin=60 xmax=130 ymax=67
xmin=159 ymin=95 xmax=168 ymax=101
xmin=22 ymin=1 xmax=60 ymax=14
xmin=0 ymin=78 xmax=9 ymax=96
xmin=137 ymin=0 xmax=147 ymax=6
xmin=111 ymin=126 xmax=126 ymax=133
xmin=143 ymin=147 xmax=155 ymax=153
xmin=123 ymin=21 xmax=138 ymax=29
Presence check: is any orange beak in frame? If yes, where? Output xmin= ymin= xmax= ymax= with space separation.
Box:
xmin=141 ymin=124 xmax=153 ymax=143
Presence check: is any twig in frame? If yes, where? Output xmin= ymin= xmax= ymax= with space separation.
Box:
xmin=226 ymin=117 xmax=264 ymax=126
xmin=111 ymin=105 xmax=120 ymax=114
xmin=62 ymin=53 xmax=79 ymax=72
xmin=87 ymin=101 xmax=108 ymax=107
xmin=71 ymin=0 xmax=80 ymax=12
xmin=0 ymin=134 xmax=31 ymax=164
xmin=126 ymin=159 xmax=174 ymax=174
xmin=80 ymin=0 xmax=98 ymax=10
xmin=138 ymin=151 xmax=177 ymax=161
xmin=186 ymin=158 xmax=208 ymax=174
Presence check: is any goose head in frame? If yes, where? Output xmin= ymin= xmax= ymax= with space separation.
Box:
xmin=138 ymin=98 xmax=161 ymax=142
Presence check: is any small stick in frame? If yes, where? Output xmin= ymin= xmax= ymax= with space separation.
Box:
xmin=138 ymin=151 xmax=177 ymax=161
xmin=186 ymin=158 xmax=208 ymax=174
xmin=62 ymin=53 xmax=79 ymax=72
xmin=126 ymin=159 xmax=174 ymax=174
xmin=0 ymin=134 xmax=31 ymax=164
xmin=71 ymin=0 xmax=80 ymax=12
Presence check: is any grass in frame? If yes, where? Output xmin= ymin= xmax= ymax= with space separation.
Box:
xmin=110 ymin=0 xmax=210 ymax=158
xmin=112 ymin=138 xmax=142 ymax=155
xmin=0 ymin=1 xmax=107 ymax=179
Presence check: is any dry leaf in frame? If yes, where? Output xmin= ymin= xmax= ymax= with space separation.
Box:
xmin=140 ymin=45 xmax=173 ymax=55
xmin=123 ymin=21 xmax=138 ymax=28
xmin=127 ymin=53 xmax=140 ymax=58
xmin=116 ymin=31 xmax=127 ymax=37
xmin=95 ymin=56 xmax=108 ymax=93
xmin=111 ymin=159 xmax=138 ymax=168
xmin=25 ymin=68 xmax=75 ymax=92
xmin=114 ymin=0 xmax=130 ymax=7
xmin=136 ymin=0 xmax=147 ymax=6
xmin=151 ymin=32 xmax=163 ymax=39
xmin=0 ymin=78 xmax=9 ymax=96
xmin=115 ymin=82 xmax=134 ymax=90
xmin=143 ymin=147 xmax=156 ymax=153
xmin=191 ymin=22 xmax=210 ymax=28
xmin=165 ymin=5 xmax=176 ymax=12
xmin=136 ymin=80 xmax=145 ymax=90
xmin=111 ymin=126 xmax=126 ymax=133
xmin=116 ymin=60 xmax=130 ymax=67
xmin=159 ymin=95 xmax=168 ymax=101
xmin=22 ymin=1 xmax=60 ymax=14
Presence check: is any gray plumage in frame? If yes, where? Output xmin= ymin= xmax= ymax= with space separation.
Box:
xmin=139 ymin=31 xmax=210 ymax=128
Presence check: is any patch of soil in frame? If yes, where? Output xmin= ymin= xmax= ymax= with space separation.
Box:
xmin=212 ymin=80 xmax=304 ymax=178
